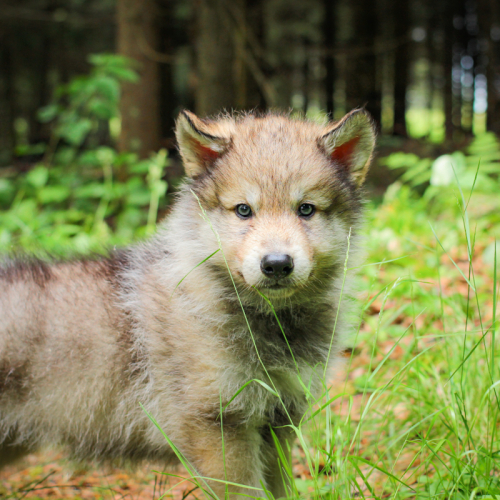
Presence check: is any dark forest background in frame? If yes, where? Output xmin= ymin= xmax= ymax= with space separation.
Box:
xmin=2 ymin=3 xmax=500 ymax=497
xmin=1 ymin=0 xmax=499 ymax=169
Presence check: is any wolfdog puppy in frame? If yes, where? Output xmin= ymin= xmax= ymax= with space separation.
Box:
xmin=0 ymin=109 xmax=375 ymax=498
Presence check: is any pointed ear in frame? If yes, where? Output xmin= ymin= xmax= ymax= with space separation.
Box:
xmin=175 ymin=110 xmax=232 ymax=178
xmin=319 ymin=109 xmax=376 ymax=186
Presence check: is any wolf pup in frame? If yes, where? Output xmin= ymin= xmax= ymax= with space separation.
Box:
xmin=0 ymin=109 xmax=375 ymax=498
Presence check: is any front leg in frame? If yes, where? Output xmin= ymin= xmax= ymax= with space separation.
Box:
xmin=0 ymin=435 xmax=31 ymax=469
xmin=262 ymin=425 xmax=295 ymax=499
xmin=180 ymin=417 xmax=267 ymax=499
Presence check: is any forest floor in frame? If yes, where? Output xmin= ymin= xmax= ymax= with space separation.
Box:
xmin=1 ymin=182 xmax=499 ymax=500
xmin=0 ymin=346 xmax=388 ymax=500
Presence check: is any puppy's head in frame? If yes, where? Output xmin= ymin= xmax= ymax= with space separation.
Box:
xmin=175 ymin=110 xmax=375 ymax=301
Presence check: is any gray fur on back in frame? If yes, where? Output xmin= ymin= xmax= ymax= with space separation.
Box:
xmin=0 ymin=110 xmax=374 ymax=497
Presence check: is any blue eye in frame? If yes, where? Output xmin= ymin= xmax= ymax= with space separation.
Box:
xmin=236 ymin=204 xmax=252 ymax=218
xmin=298 ymin=203 xmax=315 ymax=218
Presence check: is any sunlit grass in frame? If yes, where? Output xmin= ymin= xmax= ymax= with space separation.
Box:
xmin=2 ymin=159 xmax=499 ymax=499
xmin=138 ymin=176 xmax=499 ymax=499
xmin=285 ymin=178 xmax=500 ymax=499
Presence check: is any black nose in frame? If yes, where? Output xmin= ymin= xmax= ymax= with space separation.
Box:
xmin=260 ymin=254 xmax=294 ymax=279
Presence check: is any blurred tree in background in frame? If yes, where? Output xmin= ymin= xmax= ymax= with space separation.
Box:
xmin=3 ymin=4 xmax=500 ymax=497
xmin=116 ymin=0 xmax=161 ymax=159
xmin=0 ymin=0 xmax=499 ymax=165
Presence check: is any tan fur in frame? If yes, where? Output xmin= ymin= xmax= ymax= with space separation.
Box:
xmin=0 ymin=109 xmax=376 ymax=498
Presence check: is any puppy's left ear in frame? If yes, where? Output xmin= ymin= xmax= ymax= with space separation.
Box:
xmin=319 ymin=109 xmax=376 ymax=186
xmin=175 ymin=110 xmax=232 ymax=178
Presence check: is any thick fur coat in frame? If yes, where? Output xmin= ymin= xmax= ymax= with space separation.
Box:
xmin=0 ymin=109 xmax=376 ymax=498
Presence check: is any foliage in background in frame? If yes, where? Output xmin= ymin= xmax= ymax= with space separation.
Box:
xmin=298 ymin=174 xmax=500 ymax=499
xmin=0 ymin=55 xmax=169 ymax=255
xmin=37 ymin=54 xmax=138 ymax=152
xmin=1 ymin=56 xmax=500 ymax=500
xmin=380 ymin=132 xmax=500 ymax=198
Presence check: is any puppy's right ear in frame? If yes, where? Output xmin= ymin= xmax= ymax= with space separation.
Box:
xmin=175 ymin=111 xmax=232 ymax=178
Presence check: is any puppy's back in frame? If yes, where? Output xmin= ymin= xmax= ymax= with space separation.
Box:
xmin=0 ymin=257 xmax=134 ymax=458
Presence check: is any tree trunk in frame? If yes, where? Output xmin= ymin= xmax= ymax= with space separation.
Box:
xmin=460 ymin=0 xmax=477 ymax=135
xmin=441 ymin=0 xmax=454 ymax=140
xmin=195 ymin=0 xmax=236 ymax=116
xmin=344 ymin=0 xmax=381 ymax=125
xmin=246 ymin=0 xmax=266 ymax=110
xmin=31 ymin=33 xmax=51 ymax=144
xmin=487 ymin=0 xmax=500 ymax=133
xmin=393 ymin=0 xmax=409 ymax=137
xmin=323 ymin=0 xmax=336 ymax=116
xmin=116 ymin=0 xmax=160 ymax=159
xmin=159 ymin=1 xmax=176 ymax=141
xmin=0 ymin=39 xmax=14 ymax=166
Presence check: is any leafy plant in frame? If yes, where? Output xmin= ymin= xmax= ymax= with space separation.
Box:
xmin=2 ymin=54 xmax=500 ymax=500
xmin=0 ymin=54 xmax=169 ymax=256
xmin=0 ymin=149 xmax=169 ymax=255
xmin=380 ymin=132 xmax=500 ymax=197
xmin=37 ymin=54 xmax=138 ymax=153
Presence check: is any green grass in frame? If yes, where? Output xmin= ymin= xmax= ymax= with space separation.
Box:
xmin=135 ymin=177 xmax=499 ymax=499
xmin=278 ymin=182 xmax=499 ymax=499
xmin=2 ymin=151 xmax=499 ymax=499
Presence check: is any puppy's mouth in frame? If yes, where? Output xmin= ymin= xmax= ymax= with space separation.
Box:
xmin=236 ymin=271 xmax=293 ymax=292
xmin=262 ymin=282 xmax=289 ymax=290
xmin=255 ymin=279 xmax=298 ymax=297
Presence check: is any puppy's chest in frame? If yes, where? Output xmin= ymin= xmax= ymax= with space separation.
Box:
xmin=219 ymin=362 xmax=311 ymax=426
xmin=238 ymin=307 xmax=334 ymax=366
xmin=188 ymin=305 xmax=333 ymax=422
xmin=217 ymin=313 xmax=328 ymax=420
